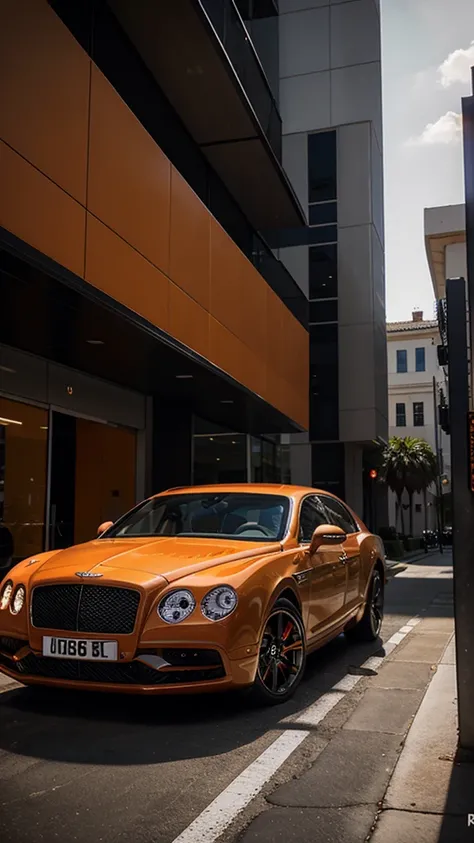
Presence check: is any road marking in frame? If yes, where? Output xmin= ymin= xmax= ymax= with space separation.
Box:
xmin=171 ymin=615 xmax=421 ymax=843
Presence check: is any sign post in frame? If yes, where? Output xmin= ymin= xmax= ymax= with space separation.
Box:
xmin=446 ymin=277 xmax=474 ymax=751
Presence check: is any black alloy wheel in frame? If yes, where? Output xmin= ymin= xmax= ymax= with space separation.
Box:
xmin=346 ymin=567 xmax=384 ymax=642
xmin=249 ymin=597 xmax=306 ymax=705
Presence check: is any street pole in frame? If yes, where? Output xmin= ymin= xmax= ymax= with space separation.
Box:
xmin=432 ymin=376 xmax=444 ymax=554
xmin=446 ymin=276 xmax=474 ymax=751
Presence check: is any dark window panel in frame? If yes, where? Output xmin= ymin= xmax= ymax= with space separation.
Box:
xmin=396 ymin=349 xmax=408 ymax=373
xmin=395 ymin=402 xmax=406 ymax=427
xmin=413 ymin=402 xmax=424 ymax=426
xmin=311 ymin=443 xmax=345 ymax=498
xmin=308 ymin=131 xmax=337 ymax=203
xmin=309 ymin=244 xmax=337 ymax=299
xmin=415 ymin=346 xmax=426 ymax=372
xmin=308 ymin=202 xmax=337 ymax=226
xmin=309 ymin=299 xmax=338 ymax=324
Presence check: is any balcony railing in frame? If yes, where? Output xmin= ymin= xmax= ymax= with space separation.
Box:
xmin=199 ymin=0 xmax=282 ymax=161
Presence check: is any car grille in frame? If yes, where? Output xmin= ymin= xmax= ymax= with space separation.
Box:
xmin=15 ymin=653 xmax=225 ymax=685
xmin=31 ymin=585 xmax=140 ymax=635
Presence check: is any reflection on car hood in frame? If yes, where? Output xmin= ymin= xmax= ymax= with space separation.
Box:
xmin=31 ymin=536 xmax=281 ymax=582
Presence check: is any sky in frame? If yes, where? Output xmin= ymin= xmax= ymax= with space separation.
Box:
xmin=381 ymin=0 xmax=474 ymax=321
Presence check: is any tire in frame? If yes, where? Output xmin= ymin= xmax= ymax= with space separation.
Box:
xmin=346 ymin=567 xmax=384 ymax=643
xmin=248 ymin=597 xmax=306 ymax=706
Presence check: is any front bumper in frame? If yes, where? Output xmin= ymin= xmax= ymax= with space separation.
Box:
xmin=0 ymin=635 xmax=259 ymax=695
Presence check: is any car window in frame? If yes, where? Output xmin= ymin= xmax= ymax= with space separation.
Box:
xmin=299 ymin=496 xmax=330 ymax=543
xmin=103 ymin=493 xmax=290 ymax=542
xmin=319 ymin=495 xmax=359 ymax=534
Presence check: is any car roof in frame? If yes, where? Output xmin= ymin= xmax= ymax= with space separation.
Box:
xmin=154 ymin=484 xmax=332 ymax=500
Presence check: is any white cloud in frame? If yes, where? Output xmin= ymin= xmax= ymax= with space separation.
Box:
xmin=406 ymin=111 xmax=462 ymax=146
xmin=438 ymin=41 xmax=474 ymax=88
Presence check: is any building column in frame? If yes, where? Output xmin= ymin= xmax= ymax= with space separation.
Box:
xmin=151 ymin=399 xmax=193 ymax=493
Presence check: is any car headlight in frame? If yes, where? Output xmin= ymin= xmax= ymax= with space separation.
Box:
xmin=201 ymin=586 xmax=238 ymax=621
xmin=0 ymin=581 xmax=13 ymax=611
xmin=158 ymin=589 xmax=196 ymax=624
xmin=10 ymin=585 xmax=26 ymax=615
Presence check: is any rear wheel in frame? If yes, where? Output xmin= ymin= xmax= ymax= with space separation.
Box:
xmin=248 ymin=598 xmax=306 ymax=706
xmin=346 ymin=568 xmax=384 ymax=642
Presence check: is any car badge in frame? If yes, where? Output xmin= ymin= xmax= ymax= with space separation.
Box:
xmin=75 ymin=572 xmax=103 ymax=578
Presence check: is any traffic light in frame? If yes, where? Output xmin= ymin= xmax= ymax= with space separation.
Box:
xmin=437 ymin=345 xmax=448 ymax=366
xmin=438 ymin=404 xmax=450 ymax=435
xmin=369 ymin=469 xmax=378 ymax=480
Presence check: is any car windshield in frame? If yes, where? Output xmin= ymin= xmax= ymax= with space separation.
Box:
xmin=102 ymin=493 xmax=290 ymax=542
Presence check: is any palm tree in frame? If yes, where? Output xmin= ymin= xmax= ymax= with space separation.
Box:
xmin=379 ymin=437 xmax=438 ymax=536
xmin=406 ymin=439 xmax=438 ymax=535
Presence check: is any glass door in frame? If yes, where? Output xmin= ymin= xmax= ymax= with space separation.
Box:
xmin=0 ymin=397 xmax=48 ymax=567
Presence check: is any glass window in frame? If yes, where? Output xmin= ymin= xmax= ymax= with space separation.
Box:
xmin=396 ymin=349 xmax=408 ymax=373
xmin=396 ymin=403 xmax=406 ymax=427
xmin=104 ymin=492 xmax=290 ymax=542
xmin=309 ymin=244 xmax=337 ymax=300
xmin=415 ymin=347 xmax=426 ymax=372
xmin=193 ymin=430 xmax=247 ymax=485
xmin=0 ymin=397 xmax=48 ymax=565
xmin=320 ymin=495 xmax=358 ymax=534
xmin=308 ymin=131 xmax=337 ymax=203
xmin=413 ymin=402 xmax=424 ymax=426
xmin=309 ymin=299 xmax=338 ymax=324
xmin=308 ymin=202 xmax=337 ymax=226
xmin=299 ymin=495 xmax=330 ymax=543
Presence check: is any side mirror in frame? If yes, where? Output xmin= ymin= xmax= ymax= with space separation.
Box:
xmin=310 ymin=524 xmax=346 ymax=554
xmin=97 ymin=521 xmax=113 ymax=537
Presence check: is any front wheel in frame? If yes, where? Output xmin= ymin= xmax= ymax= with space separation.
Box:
xmin=248 ymin=597 xmax=306 ymax=706
xmin=346 ymin=568 xmax=384 ymax=642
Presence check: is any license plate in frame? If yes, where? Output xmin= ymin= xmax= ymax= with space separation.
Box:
xmin=42 ymin=636 xmax=118 ymax=661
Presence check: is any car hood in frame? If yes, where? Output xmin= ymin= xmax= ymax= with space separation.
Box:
xmin=29 ymin=537 xmax=282 ymax=583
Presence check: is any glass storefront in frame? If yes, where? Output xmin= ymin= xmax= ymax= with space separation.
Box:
xmin=193 ymin=417 xmax=285 ymax=485
xmin=0 ymin=397 xmax=48 ymax=566
xmin=0 ymin=396 xmax=138 ymax=567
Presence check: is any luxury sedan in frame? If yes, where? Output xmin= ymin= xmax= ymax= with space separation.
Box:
xmin=0 ymin=485 xmax=386 ymax=704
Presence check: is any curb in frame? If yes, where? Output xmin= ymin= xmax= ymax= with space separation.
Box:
xmin=386 ymin=562 xmax=408 ymax=579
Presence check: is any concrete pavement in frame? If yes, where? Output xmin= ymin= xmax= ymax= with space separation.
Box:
xmin=1 ymin=551 xmax=467 ymax=843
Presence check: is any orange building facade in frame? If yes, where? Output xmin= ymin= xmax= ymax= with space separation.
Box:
xmin=0 ymin=0 xmax=309 ymax=565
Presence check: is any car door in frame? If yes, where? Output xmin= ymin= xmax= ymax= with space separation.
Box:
xmin=298 ymin=495 xmax=346 ymax=641
xmin=320 ymin=495 xmax=362 ymax=615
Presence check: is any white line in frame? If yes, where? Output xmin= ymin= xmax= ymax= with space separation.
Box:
xmin=171 ymin=614 xmax=420 ymax=843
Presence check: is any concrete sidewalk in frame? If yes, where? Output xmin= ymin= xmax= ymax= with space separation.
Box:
xmin=240 ymin=558 xmax=474 ymax=843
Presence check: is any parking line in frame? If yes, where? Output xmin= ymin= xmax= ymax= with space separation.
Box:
xmin=171 ymin=615 xmax=421 ymax=843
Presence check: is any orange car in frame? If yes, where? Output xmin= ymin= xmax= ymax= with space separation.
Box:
xmin=0 ymin=485 xmax=386 ymax=704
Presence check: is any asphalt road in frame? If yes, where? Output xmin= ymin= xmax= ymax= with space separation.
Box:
xmin=0 ymin=553 xmax=452 ymax=843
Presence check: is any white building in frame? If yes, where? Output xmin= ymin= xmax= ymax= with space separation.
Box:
xmin=387 ymin=311 xmax=451 ymax=535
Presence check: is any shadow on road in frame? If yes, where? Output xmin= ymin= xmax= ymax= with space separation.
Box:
xmin=0 ymin=631 xmax=385 ymax=767
xmin=0 ymin=557 xmax=452 ymax=769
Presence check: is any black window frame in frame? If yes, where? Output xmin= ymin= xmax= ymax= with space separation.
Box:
xmin=413 ymin=402 xmax=424 ymax=427
xmin=319 ymin=495 xmax=359 ymax=535
xmin=395 ymin=402 xmax=406 ymax=427
xmin=298 ymin=495 xmax=331 ymax=544
xmin=308 ymin=131 xmax=337 ymax=204
xmin=309 ymin=244 xmax=338 ymax=300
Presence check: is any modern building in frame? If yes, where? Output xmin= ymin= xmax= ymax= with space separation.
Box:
xmin=387 ymin=311 xmax=451 ymax=535
xmin=0 ymin=0 xmax=386 ymax=564
xmin=425 ymin=203 xmax=467 ymax=301
xmin=273 ymin=0 xmax=388 ymax=527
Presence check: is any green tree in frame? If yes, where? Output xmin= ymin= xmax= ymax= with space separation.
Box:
xmin=379 ymin=436 xmax=438 ymax=536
